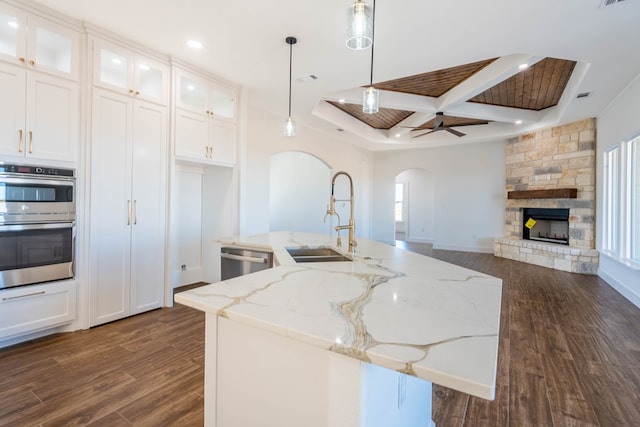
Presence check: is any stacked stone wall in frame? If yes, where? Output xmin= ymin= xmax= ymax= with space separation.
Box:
xmin=496 ymin=118 xmax=598 ymax=274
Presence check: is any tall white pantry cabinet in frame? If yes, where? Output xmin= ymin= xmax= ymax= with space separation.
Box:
xmin=88 ymin=36 xmax=168 ymax=326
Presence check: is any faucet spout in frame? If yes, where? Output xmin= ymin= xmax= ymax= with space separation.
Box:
xmin=327 ymin=171 xmax=356 ymax=253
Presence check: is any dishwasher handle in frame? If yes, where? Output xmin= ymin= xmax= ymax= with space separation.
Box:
xmin=221 ymin=252 xmax=269 ymax=264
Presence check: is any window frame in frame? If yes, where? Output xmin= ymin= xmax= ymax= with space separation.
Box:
xmin=604 ymin=133 xmax=640 ymax=269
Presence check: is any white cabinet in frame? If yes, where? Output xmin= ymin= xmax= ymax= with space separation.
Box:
xmin=89 ymin=88 xmax=167 ymax=326
xmin=0 ymin=61 xmax=78 ymax=161
xmin=174 ymin=68 xmax=237 ymax=166
xmin=0 ymin=3 xmax=80 ymax=80
xmin=0 ymin=280 xmax=76 ymax=340
xmin=176 ymin=68 xmax=236 ymax=120
xmin=0 ymin=3 xmax=79 ymax=162
xmin=92 ymin=37 xmax=168 ymax=105
xmin=175 ymin=109 xmax=237 ymax=165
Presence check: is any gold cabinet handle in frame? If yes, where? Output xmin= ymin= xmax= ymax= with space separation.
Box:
xmin=28 ymin=131 xmax=33 ymax=153
xmin=28 ymin=59 xmax=35 ymax=66
xmin=135 ymin=91 xmax=140 ymax=96
xmin=129 ymin=89 xmax=135 ymax=95
xmin=18 ymin=129 xmax=23 ymax=152
xmin=19 ymin=57 xmax=25 ymax=63
xmin=127 ymin=200 xmax=131 ymax=225
xmin=209 ymin=146 xmax=213 ymax=158
xmin=133 ymin=200 xmax=137 ymax=225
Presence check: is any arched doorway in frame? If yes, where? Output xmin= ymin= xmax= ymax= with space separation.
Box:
xmin=394 ymin=168 xmax=434 ymax=243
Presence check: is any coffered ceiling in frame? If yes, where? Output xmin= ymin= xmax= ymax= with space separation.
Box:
xmin=31 ymin=0 xmax=640 ymax=151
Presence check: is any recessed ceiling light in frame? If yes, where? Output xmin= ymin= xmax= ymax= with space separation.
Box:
xmin=187 ymin=40 xmax=203 ymax=49
xmin=395 ymin=133 xmax=401 ymax=138
xmin=139 ymin=64 xmax=150 ymax=71
xmin=7 ymin=20 xmax=18 ymax=29
xmin=187 ymin=84 xmax=195 ymax=91
xmin=338 ymin=98 xmax=346 ymax=104
xmin=515 ymin=120 xmax=523 ymax=125
xmin=518 ymin=63 xmax=529 ymax=70
xmin=112 ymin=58 xmax=122 ymax=65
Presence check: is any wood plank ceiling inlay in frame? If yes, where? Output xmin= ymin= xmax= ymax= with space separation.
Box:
xmin=469 ymin=57 xmax=577 ymax=110
xmin=374 ymin=58 xmax=498 ymax=97
xmin=327 ymin=101 xmax=413 ymax=129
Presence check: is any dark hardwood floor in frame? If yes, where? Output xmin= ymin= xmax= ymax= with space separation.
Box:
xmin=1 ymin=244 xmax=639 ymax=426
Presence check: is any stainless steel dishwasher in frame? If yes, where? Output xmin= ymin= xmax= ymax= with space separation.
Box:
xmin=220 ymin=247 xmax=273 ymax=280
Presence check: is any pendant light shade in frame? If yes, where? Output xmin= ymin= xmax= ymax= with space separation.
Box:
xmin=363 ymin=0 xmax=378 ymax=114
xmin=363 ymin=86 xmax=379 ymax=114
xmin=284 ymin=36 xmax=297 ymax=137
xmin=346 ymin=0 xmax=373 ymax=50
xmin=284 ymin=117 xmax=295 ymax=137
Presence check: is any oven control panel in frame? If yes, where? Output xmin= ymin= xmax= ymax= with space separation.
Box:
xmin=0 ymin=164 xmax=74 ymax=177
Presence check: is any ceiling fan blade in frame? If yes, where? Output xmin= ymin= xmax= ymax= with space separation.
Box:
xmin=445 ymin=127 xmax=466 ymax=137
xmin=411 ymin=129 xmax=438 ymax=138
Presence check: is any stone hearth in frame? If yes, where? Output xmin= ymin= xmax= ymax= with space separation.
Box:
xmin=494 ymin=118 xmax=599 ymax=274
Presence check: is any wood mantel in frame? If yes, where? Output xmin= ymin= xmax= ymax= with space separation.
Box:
xmin=507 ymin=188 xmax=578 ymax=200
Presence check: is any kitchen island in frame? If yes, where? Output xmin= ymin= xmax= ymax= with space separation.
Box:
xmin=175 ymin=232 xmax=502 ymax=427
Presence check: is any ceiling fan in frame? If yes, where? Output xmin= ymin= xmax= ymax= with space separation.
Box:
xmin=407 ymin=112 xmax=489 ymax=138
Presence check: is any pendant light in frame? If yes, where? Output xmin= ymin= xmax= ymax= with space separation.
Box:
xmin=363 ymin=0 xmax=378 ymax=114
xmin=346 ymin=0 xmax=373 ymax=50
xmin=284 ymin=36 xmax=297 ymax=137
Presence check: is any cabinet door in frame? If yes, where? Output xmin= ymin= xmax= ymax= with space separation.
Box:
xmin=93 ymin=39 xmax=131 ymax=93
xmin=28 ymin=15 xmax=79 ymax=80
xmin=133 ymin=55 xmax=167 ymax=104
xmin=175 ymin=108 xmax=209 ymax=160
xmin=25 ymin=72 xmax=78 ymax=161
xmin=0 ymin=62 xmax=26 ymax=157
xmin=175 ymin=69 xmax=208 ymax=113
xmin=0 ymin=281 xmax=76 ymax=340
xmin=89 ymin=89 xmax=133 ymax=327
xmin=211 ymin=85 xmax=236 ymax=120
xmin=210 ymin=118 xmax=236 ymax=165
xmin=130 ymin=101 xmax=166 ymax=314
xmin=0 ymin=5 xmax=27 ymax=67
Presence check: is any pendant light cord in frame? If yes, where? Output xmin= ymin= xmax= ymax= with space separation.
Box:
xmin=288 ymin=40 xmax=293 ymax=117
xmin=369 ymin=0 xmax=376 ymax=87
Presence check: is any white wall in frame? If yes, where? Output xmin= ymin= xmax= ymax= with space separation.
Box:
xmin=597 ymin=71 xmax=640 ymax=308
xmin=242 ymin=106 xmax=373 ymax=238
xmin=269 ymin=151 xmax=332 ymax=233
xmin=372 ymin=141 xmax=506 ymax=252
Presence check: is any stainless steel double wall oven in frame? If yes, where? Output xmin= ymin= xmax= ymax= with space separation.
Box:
xmin=0 ymin=163 xmax=76 ymax=290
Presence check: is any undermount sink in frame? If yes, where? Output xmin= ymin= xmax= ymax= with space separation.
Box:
xmin=286 ymin=247 xmax=352 ymax=263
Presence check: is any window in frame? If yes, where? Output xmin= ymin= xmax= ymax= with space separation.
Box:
xmin=604 ymin=134 xmax=640 ymax=267
xmin=631 ymin=137 xmax=640 ymax=261
xmin=395 ymin=183 xmax=404 ymax=222
xmin=603 ymin=147 xmax=619 ymax=254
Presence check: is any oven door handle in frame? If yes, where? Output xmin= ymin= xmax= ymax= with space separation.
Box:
xmin=0 ymin=222 xmax=74 ymax=232
xmin=0 ymin=176 xmax=75 ymax=187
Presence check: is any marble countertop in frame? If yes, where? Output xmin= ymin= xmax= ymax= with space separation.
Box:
xmin=174 ymin=231 xmax=502 ymax=400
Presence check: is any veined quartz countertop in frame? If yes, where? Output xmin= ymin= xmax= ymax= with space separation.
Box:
xmin=175 ymin=231 xmax=502 ymax=400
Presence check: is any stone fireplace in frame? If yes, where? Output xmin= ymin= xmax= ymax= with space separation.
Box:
xmin=494 ymin=118 xmax=599 ymax=274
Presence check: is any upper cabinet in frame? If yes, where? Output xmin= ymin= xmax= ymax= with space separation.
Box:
xmin=92 ymin=37 xmax=168 ymax=105
xmin=0 ymin=4 xmax=79 ymax=162
xmin=174 ymin=67 xmax=239 ymax=166
xmin=0 ymin=4 xmax=80 ymax=80
xmin=176 ymin=68 xmax=236 ymax=121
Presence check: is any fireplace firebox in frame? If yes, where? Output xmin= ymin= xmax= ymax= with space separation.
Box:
xmin=522 ymin=208 xmax=570 ymax=245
